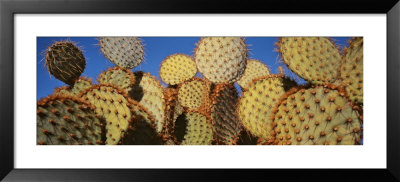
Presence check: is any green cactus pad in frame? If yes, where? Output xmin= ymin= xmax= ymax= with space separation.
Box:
xmin=272 ymin=85 xmax=363 ymax=145
xmin=237 ymin=75 xmax=285 ymax=140
xmin=176 ymin=112 xmax=213 ymax=145
xmin=340 ymin=37 xmax=363 ymax=104
xmin=130 ymin=72 xmax=165 ymax=134
xmin=210 ymin=83 xmax=241 ymax=145
xmin=44 ymin=41 xmax=86 ymax=85
xmin=194 ymin=37 xmax=248 ymax=83
xmin=99 ymin=37 xmax=144 ymax=69
xmin=160 ymin=54 xmax=197 ymax=85
xmin=37 ymin=94 xmax=106 ymax=145
xmin=97 ymin=67 xmax=136 ymax=93
xmin=54 ymin=77 xmax=93 ymax=96
xmin=278 ymin=37 xmax=341 ymax=84
xmin=237 ymin=59 xmax=270 ymax=89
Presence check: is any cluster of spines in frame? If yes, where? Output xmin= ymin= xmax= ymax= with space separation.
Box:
xmin=99 ymin=37 xmax=144 ymax=69
xmin=270 ymin=84 xmax=362 ymax=145
xmin=44 ymin=41 xmax=86 ymax=85
xmin=159 ymin=54 xmax=197 ymax=85
xmin=37 ymin=94 xmax=106 ymax=145
xmin=210 ymin=83 xmax=241 ymax=145
xmin=194 ymin=37 xmax=248 ymax=83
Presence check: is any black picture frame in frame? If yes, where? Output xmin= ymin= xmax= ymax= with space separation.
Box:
xmin=1 ymin=0 xmax=399 ymax=181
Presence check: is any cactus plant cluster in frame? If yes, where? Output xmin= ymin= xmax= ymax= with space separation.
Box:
xmin=38 ymin=36 xmax=363 ymax=145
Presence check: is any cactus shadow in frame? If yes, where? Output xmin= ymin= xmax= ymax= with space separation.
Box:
xmin=174 ymin=114 xmax=188 ymax=143
xmin=129 ymin=71 xmax=144 ymax=102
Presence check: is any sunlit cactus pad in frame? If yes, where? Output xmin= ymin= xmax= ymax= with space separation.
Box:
xmin=278 ymin=37 xmax=341 ymax=85
xmin=160 ymin=54 xmax=197 ymax=85
xmin=99 ymin=37 xmax=144 ymax=69
xmin=37 ymin=94 xmax=106 ymax=145
xmin=177 ymin=78 xmax=211 ymax=112
xmin=237 ymin=59 xmax=270 ymax=89
xmin=54 ymin=77 xmax=93 ymax=96
xmin=98 ymin=67 xmax=135 ymax=93
xmin=178 ymin=112 xmax=213 ymax=145
xmin=272 ymin=85 xmax=362 ymax=145
xmin=194 ymin=37 xmax=248 ymax=83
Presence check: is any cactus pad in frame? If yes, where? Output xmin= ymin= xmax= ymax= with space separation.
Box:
xmin=340 ymin=37 xmax=363 ymax=104
xmin=194 ymin=37 xmax=248 ymax=83
xmin=272 ymin=85 xmax=363 ymax=145
xmin=278 ymin=37 xmax=341 ymax=84
xmin=37 ymin=95 xmax=106 ymax=145
xmin=178 ymin=112 xmax=213 ymax=145
xmin=210 ymin=83 xmax=241 ymax=145
xmin=54 ymin=77 xmax=93 ymax=96
xmin=237 ymin=59 xmax=270 ymax=89
xmin=130 ymin=72 xmax=165 ymax=133
xmin=160 ymin=54 xmax=197 ymax=85
xmin=44 ymin=41 xmax=86 ymax=85
xmin=98 ymin=67 xmax=136 ymax=93
xmin=177 ymin=78 xmax=211 ymax=112
xmin=99 ymin=37 xmax=144 ymax=69
xmin=237 ymin=75 xmax=285 ymax=139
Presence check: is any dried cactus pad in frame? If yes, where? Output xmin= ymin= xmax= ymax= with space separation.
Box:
xmin=130 ymin=72 xmax=165 ymax=133
xmin=37 ymin=95 xmax=106 ymax=145
xmin=79 ymin=84 xmax=133 ymax=145
xmin=272 ymin=85 xmax=362 ymax=145
xmin=98 ymin=67 xmax=135 ymax=93
xmin=160 ymin=54 xmax=197 ymax=85
xmin=237 ymin=59 xmax=270 ymax=89
xmin=54 ymin=77 xmax=93 ymax=96
xmin=194 ymin=37 xmax=248 ymax=83
xmin=177 ymin=78 xmax=210 ymax=111
xmin=99 ymin=37 xmax=144 ymax=69
xmin=45 ymin=41 xmax=86 ymax=85
xmin=340 ymin=37 xmax=363 ymax=104
xmin=238 ymin=75 xmax=285 ymax=139
xmin=181 ymin=112 xmax=213 ymax=145
xmin=210 ymin=83 xmax=241 ymax=145
xmin=278 ymin=37 xmax=341 ymax=84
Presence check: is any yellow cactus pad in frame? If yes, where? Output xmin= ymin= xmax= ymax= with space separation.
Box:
xmin=130 ymin=72 xmax=165 ymax=133
xmin=210 ymin=83 xmax=241 ymax=145
xmin=237 ymin=75 xmax=285 ymax=139
xmin=237 ymin=59 xmax=270 ymax=89
xmin=160 ymin=54 xmax=197 ymax=85
xmin=181 ymin=112 xmax=213 ymax=145
xmin=194 ymin=37 xmax=248 ymax=83
xmin=54 ymin=77 xmax=93 ymax=96
xmin=177 ymin=78 xmax=210 ymax=112
xmin=278 ymin=37 xmax=341 ymax=84
xmin=340 ymin=37 xmax=363 ymax=104
xmin=97 ymin=67 xmax=135 ymax=93
xmin=79 ymin=84 xmax=133 ymax=145
xmin=272 ymin=85 xmax=362 ymax=145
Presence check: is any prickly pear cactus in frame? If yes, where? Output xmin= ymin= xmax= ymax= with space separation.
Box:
xmin=177 ymin=112 xmax=213 ymax=145
xmin=177 ymin=78 xmax=211 ymax=112
xmin=44 ymin=41 xmax=86 ymax=85
xmin=162 ymin=87 xmax=179 ymax=141
xmin=210 ymin=83 xmax=241 ymax=145
xmin=160 ymin=54 xmax=197 ymax=85
xmin=99 ymin=37 xmax=144 ymax=69
xmin=237 ymin=59 xmax=270 ymax=89
xmin=37 ymin=95 xmax=106 ymax=145
xmin=272 ymin=85 xmax=363 ymax=145
xmin=79 ymin=84 xmax=134 ymax=145
xmin=98 ymin=67 xmax=135 ymax=93
xmin=54 ymin=77 xmax=93 ymax=96
xmin=340 ymin=37 xmax=363 ymax=104
xmin=237 ymin=75 xmax=285 ymax=140
xmin=130 ymin=72 xmax=165 ymax=133
xmin=278 ymin=37 xmax=341 ymax=84
xmin=194 ymin=37 xmax=248 ymax=83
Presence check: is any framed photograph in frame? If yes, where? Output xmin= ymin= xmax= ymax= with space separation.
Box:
xmin=1 ymin=0 xmax=399 ymax=181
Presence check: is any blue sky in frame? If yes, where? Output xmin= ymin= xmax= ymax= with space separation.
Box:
xmin=37 ymin=37 xmax=351 ymax=100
